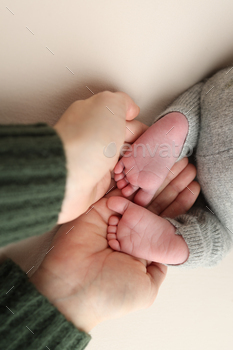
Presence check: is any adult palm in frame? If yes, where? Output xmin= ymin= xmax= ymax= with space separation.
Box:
xmin=31 ymin=159 xmax=200 ymax=333
xmin=31 ymin=189 xmax=166 ymax=333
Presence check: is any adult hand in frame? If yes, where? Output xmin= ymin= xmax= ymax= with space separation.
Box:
xmin=54 ymin=91 xmax=140 ymax=224
xmin=147 ymin=157 xmax=200 ymax=218
xmin=30 ymin=159 xmax=199 ymax=333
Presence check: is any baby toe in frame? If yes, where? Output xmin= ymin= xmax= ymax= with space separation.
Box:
xmin=109 ymin=216 xmax=119 ymax=226
xmin=107 ymin=226 xmax=117 ymax=234
xmin=107 ymin=233 xmax=117 ymax=240
xmin=107 ymin=196 xmax=131 ymax=214
xmin=114 ymin=172 xmax=125 ymax=182
xmin=122 ymin=183 xmax=138 ymax=197
xmin=114 ymin=160 xmax=124 ymax=174
xmin=108 ymin=239 xmax=121 ymax=251
xmin=117 ymin=178 xmax=129 ymax=189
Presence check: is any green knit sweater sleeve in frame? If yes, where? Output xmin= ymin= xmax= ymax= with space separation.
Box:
xmin=0 ymin=123 xmax=91 ymax=348
xmin=0 ymin=123 xmax=67 ymax=246
xmin=0 ymin=259 xmax=91 ymax=349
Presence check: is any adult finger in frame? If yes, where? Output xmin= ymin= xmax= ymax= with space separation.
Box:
xmin=114 ymin=91 xmax=140 ymax=121
xmin=125 ymin=120 xmax=148 ymax=143
xmin=147 ymin=163 xmax=197 ymax=215
xmin=146 ymin=158 xmax=188 ymax=208
xmin=160 ymin=181 xmax=200 ymax=218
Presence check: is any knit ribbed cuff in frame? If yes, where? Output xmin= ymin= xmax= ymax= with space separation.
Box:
xmin=165 ymin=209 xmax=232 ymax=268
xmin=0 ymin=259 xmax=91 ymax=350
xmin=166 ymin=216 xmax=208 ymax=268
xmin=0 ymin=123 xmax=67 ymax=246
xmin=154 ymin=82 xmax=204 ymax=161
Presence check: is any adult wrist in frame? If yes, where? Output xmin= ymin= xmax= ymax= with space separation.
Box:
xmin=1 ymin=259 xmax=91 ymax=349
xmin=30 ymin=265 xmax=96 ymax=334
xmin=53 ymin=122 xmax=90 ymax=223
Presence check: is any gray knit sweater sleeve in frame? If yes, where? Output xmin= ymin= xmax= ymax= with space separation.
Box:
xmin=166 ymin=195 xmax=233 ymax=268
xmin=154 ymin=66 xmax=233 ymax=268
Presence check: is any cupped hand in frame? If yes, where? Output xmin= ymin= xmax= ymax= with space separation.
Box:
xmin=30 ymin=189 xmax=166 ymax=333
xmin=30 ymin=158 xmax=199 ymax=334
xmin=54 ymin=91 xmax=140 ymax=224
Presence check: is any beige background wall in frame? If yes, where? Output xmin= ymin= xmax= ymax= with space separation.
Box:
xmin=1 ymin=0 xmax=233 ymax=349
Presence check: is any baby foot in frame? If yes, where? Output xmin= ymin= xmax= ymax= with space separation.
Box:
xmin=107 ymin=196 xmax=189 ymax=265
xmin=115 ymin=112 xmax=188 ymax=206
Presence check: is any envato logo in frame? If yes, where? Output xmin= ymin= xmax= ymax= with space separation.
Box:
xmin=120 ymin=141 xmax=193 ymax=158
xmin=103 ymin=142 xmax=117 ymax=158
xmin=103 ymin=141 xmax=193 ymax=158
